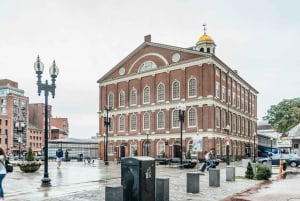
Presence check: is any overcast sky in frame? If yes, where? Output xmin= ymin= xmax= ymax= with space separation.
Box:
xmin=1 ymin=0 xmax=299 ymax=138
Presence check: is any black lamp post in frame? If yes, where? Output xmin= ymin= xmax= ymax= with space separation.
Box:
xmin=103 ymin=106 xmax=112 ymax=165
xmin=146 ymin=130 xmax=149 ymax=156
xmin=15 ymin=119 xmax=25 ymax=160
xmin=176 ymin=102 xmax=186 ymax=169
xmin=253 ymin=132 xmax=257 ymax=163
xmin=224 ymin=124 xmax=230 ymax=165
xmin=34 ymin=56 xmax=59 ymax=187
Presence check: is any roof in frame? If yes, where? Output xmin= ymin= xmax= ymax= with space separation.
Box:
xmin=287 ymin=123 xmax=300 ymax=138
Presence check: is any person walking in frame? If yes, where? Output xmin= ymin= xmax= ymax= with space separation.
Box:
xmin=56 ymin=148 xmax=63 ymax=169
xmin=0 ymin=147 xmax=7 ymax=200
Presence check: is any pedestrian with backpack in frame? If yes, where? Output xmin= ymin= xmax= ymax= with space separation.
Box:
xmin=56 ymin=148 xmax=63 ymax=169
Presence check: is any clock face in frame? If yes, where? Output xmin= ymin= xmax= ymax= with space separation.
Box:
xmin=119 ymin=67 xmax=125 ymax=75
xmin=172 ymin=53 xmax=180 ymax=62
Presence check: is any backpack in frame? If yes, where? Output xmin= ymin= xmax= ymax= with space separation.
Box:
xmin=56 ymin=149 xmax=63 ymax=158
xmin=1 ymin=160 xmax=13 ymax=173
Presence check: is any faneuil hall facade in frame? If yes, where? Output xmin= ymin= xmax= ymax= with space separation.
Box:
xmin=97 ymin=29 xmax=258 ymax=162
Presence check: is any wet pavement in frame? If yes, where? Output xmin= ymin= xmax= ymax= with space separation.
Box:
xmin=3 ymin=160 xmax=300 ymax=201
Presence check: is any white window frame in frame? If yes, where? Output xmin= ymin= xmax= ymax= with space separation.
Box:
xmin=119 ymin=90 xmax=125 ymax=107
xmin=143 ymin=86 xmax=150 ymax=104
xmin=130 ymin=114 xmax=137 ymax=131
xmin=119 ymin=115 xmax=125 ymax=132
xmin=157 ymin=83 xmax=165 ymax=102
xmin=130 ymin=88 xmax=137 ymax=106
xmin=157 ymin=111 xmax=165 ymax=129
xmin=188 ymin=78 xmax=197 ymax=97
xmin=143 ymin=112 xmax=150 ymax=130
xmin=172 ymin=80 xmax=180 ymax=100
xmin=188 ymin=108 xmax=196 ymax=127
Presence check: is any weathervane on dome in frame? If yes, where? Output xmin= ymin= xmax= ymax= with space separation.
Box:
xmin=202 ymin=23 xmax=207 ymax=34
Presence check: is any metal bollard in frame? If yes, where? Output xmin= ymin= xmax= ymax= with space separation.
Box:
xmin=226 ymin=166 xmax=235 ymax=181
xmin=209 ymin=169 xmax=220 ymax=187
xmin=156 ymin=177 xmax=169 ymax=201
xmin=186 ymin=172 xmax=200 ymax=193
xmin=105 ymin=185 xmax=123 ymax=201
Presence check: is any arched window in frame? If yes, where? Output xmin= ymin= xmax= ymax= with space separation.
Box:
xmin=143 ymin=86 xmax=150 ymax=104
xmin=172 ymin=80 xmax=180 ymax=100
xmin=143 ymin=113 xmax=150 ymax=130
xmin=119 ymin=90 xmax=125 ymax=107
xmin=188 ymin=78 xmax=197 ymax=97
xmin=108 ymin=92 xmax=114 ymax=108
xmin=188 ymin=108 xmax=196 ymax=127
xmin=119 ymin=115 xmax=125 ymax=132
xmin=172 ymin=109 xmax=179 ymax=128
xmin=157 ymin=83 xmax=165 ymax=102
xmin=130 ymin=88 xmax=137 ymax=105
xmin=157 ymin=141 xmax=165 ymax=156
xmin=157 ymin=111 xmax=165 ymax=129
xmin=130 ymin=114 xmax=137 ymax=131
xmin=139 ymin=61 xmax=157 ymax=72
xmin=130 ymin=142 xmax=138 ymax=156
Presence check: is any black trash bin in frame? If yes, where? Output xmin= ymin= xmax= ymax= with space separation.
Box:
xmin=121 ymin=156 xmax=155 ymax=201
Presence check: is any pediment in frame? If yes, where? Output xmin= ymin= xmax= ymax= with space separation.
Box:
xmin=98 ymin=41 xmax=209 ymax=83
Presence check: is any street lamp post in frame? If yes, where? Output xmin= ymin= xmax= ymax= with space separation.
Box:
xmin=15 ymin=118 xmax=25 ymax=160
xmin=103 ymin=106 xmax=112 ymax=165
xmin=146 ymin=130 xmax=149 ymax=156
xmin=34 ymin=56 xmax=59 ymax=187
xmin=176 ymin=102 xmax=186 ymax=169
xmin=253 ymin=132 xmax=257 ymax=163
xmin=224 ymin=125 xmax=230 ymax=165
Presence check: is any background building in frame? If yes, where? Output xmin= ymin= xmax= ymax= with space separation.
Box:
xmin=97 ymin=30 xmax=258 ymax=161
xmin=50 ymin=117 xmax=69 ymax=139
xmin=0 ymin=79 xmax=29 ymax=156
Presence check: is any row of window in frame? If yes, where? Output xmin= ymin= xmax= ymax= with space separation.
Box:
xmin=106 ymin=107 xmax=254 ymax=135
xmin=107 ymin=79 xmax=255 ymax=115
xmin=108 ymin=78 xmax=197 ymax=108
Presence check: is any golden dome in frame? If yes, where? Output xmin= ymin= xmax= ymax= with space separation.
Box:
xmin=198 ymin=33 xmax=213 ymax=42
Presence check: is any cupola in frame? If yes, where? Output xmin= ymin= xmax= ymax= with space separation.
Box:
xmin=194 ymin=24 xmax=216 ymax=54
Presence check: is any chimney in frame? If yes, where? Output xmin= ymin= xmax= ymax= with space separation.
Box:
xmin=144 ymin=34 xmax=151 ymax=42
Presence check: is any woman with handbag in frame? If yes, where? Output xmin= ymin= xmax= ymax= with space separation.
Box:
xmin=0 ymin=147 xmax=6 ymax=200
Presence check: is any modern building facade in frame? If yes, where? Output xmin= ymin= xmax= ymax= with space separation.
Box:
xmin=97 ymin=30 xmax=258 ymax=161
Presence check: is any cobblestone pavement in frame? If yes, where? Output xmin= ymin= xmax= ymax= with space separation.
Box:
xmin=4 ymin=160 xmax=265 ymax=201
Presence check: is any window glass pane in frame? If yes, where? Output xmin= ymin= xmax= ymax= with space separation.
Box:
xmin=130 ymin=114 xmax=137 ymax=131
xmin=157 ymin=111 xmax=165 ymax=129
xmin=130 ymin=89 xmax=137 ymax=105
xmin=172 ymin=81 xmax=180 ymax=99
xmin=172 ymin=110 xmax=179 ymax=128
xmin=157 ymin=84 xmax=165 ymax=102
xmin=188 ymin=108 xmax=196 ymax=127
xmin=143 ymin=113 xmax=150 ymax=130
xmin=188 ymin=78 xmax=196 ymax=97
xmin=143 ymin=86 xmax=150 ymax=103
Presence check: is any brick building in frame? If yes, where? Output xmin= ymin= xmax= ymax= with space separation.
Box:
xmin=97 ymin=30 xmax=258 ymax=161
xmin=28 ymin=103 xmax=52 ymax=154
xmin=0 ymin=79 xmax=29 ymax=156
xmin=50 ymin=117 xmax=69 ymax=139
